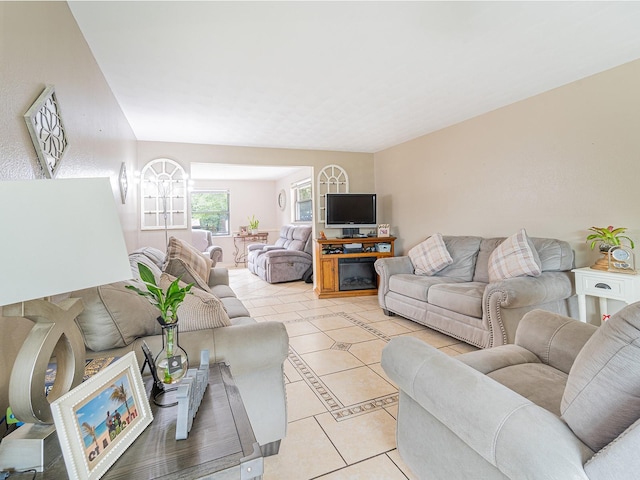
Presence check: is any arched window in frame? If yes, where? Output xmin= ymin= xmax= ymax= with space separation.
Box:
xmin=140 ymin=158 xmax=187 ymax=231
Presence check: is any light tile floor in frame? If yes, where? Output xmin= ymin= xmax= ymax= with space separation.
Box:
xmin=229 ymin=268 xmax=478 ymax=480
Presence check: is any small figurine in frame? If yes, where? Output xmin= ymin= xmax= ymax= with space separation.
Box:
xmin=320 ymin=231 xmax=327 ymax=240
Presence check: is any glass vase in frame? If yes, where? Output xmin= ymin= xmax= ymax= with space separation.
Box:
xmin=156 ymin=323 xmax=188 ymax=384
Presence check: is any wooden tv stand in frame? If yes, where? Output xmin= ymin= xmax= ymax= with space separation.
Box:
xmin=314 ymin=236 xmax=396 ymax=299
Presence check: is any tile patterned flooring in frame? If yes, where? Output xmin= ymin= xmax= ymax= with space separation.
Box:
xmin=229 ymin=269 xmax=478 ymax=479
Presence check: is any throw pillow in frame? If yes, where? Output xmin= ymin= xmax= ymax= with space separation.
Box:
xmin=408 ymin=233 xmax=453 ymax=276
xmin=561 ymin=302 xmax=640 ymax=452
xmin=159 ymin=274 xmax=231 ymax=331
xmin=163 ymin=236 xmax=213 ymax=291
xmin=487 ymin=229 xmax=542 ymax=283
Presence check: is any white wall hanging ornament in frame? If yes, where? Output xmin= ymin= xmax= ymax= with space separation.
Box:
xmin=24 ymin=86 xmax=69 ymax=179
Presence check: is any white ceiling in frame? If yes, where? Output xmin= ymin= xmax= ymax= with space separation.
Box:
xmin=69 ymin=1 xmax=640 ymax=154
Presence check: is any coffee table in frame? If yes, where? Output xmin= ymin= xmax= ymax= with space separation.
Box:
xmin=39 ymin=363 xmax=263 ymax=479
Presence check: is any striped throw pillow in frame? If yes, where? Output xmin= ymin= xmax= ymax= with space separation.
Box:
xmin=163 ymin=236 xmax=213 ymax=291
xmin=160 ymin=274 xmax=231 ymax=330
xmin=408 ymin=233 xmax=453 ymax=276
xmin=488 ymin=229 xmax=542 ymax=282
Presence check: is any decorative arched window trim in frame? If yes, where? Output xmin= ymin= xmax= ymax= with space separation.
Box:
xmin=317 ymin=164 xmax=349 ymax=223
xmin=140 ymin=158 xmax=188 ymax=232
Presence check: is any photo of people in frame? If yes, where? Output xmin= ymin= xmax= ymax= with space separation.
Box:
xmin=74 ymin=371 xmax=140 ymax=468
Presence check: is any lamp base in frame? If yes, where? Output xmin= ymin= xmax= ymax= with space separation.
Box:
xmin=0 ymin=423 xmax=60 ymax=472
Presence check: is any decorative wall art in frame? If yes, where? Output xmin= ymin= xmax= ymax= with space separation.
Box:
xmin=119 ymin=163 xmax=128 ymax=204
xmin=24 ymin=86 xmax=69 ymax=178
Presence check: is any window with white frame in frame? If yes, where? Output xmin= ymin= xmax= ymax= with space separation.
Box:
xmin=292 ymin=179 xmax=312 ymax=222
xmin=140 ymin=158 xmax=187 ymax=230
xmin=190 ymin=190 xmax=230 ymax=236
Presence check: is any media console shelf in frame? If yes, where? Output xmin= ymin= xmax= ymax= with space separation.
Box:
xmin=314 ymin=236 xmax=396 ymax=299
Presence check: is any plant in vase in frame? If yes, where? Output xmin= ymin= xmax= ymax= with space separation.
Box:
xmin=586 ymin=226 xmax=635 ymax=251
xmin=586 ymin=226 xmax=635 ymax=271
xmin=126 ymin=263 xmax=193 ymax=384
xmin=248 ymin=215 xmax=259 ymax=234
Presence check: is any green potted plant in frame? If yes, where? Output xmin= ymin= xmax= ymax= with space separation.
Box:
xmin=586 ymin=226 xmax=635 ymax=251
xmin=248 ymin=215 xmax=259 ymax=234
xmin=126 ymin=263 xmax=193 ymax=383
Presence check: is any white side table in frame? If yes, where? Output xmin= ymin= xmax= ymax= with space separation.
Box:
xmin=572 ymin=267 xmax=640 ymax=322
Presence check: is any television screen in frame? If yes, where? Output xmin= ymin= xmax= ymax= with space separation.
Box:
xmin=325 ymin=193 xmax=377 ymax=230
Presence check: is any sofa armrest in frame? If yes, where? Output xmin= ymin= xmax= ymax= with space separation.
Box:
xmin=204 ymin=245 xmax=223 ymax=265
xmin=382 ymin=337 xmax=593 ymax=479
xmin=263 ymin=245 xmax=285 ymax=252
xmin=247 ymin=243 xmax=267 ymax=252
xmin=207 ymin=267 xmax=229 ymax=287
xmin=484 ymin=271 xmax=573 ymax=310
xmin=374 ymin=256 xmax=414 ymax=311
xmin=213 ymin=322 xmax=289 ymax=376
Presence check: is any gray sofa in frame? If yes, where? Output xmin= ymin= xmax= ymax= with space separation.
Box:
xmin=71 ymin=246 xmax=288 ymax=455
xmin=247 ymin=225 xmax=313 ymax=283
xmin=191 ymin=228 xmax=223 ymax=266
xmin=375 ymin=235 xmax=577 ymax=348
xmin=382 ymin=305 xmax=640 ymax=479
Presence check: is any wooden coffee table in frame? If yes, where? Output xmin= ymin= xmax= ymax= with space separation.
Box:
xmin=40 ymin=363 xmax=263 ymax=479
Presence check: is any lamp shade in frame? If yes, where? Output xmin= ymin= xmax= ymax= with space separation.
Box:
xmin=0 ymin=178 xmax=132 ymax=306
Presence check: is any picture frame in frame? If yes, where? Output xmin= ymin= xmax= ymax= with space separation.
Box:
xmin=377 ymin=224 xmax=390 ymax=237
xmin=239 ymin=226 xmax=248 ymax=235
xmin=24 ymin=85 xmax=69 ymax=178
xmin=51 ymin=352 xmax=153 ymax=480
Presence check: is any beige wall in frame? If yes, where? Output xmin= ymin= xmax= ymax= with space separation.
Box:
xmin=0 ymin=2 xmax=138 ymax=421
xmin=374 ymin=59 xmax=640 ymax=268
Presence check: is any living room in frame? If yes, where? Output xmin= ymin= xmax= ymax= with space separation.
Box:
xmin=2 ymin=2 xmax=640 ymax=479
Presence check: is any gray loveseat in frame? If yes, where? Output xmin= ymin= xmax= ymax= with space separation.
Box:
xmin=71 ymin=246 xmax=288 ymax=455
xmin=247 ymin=225 xmax=312 ymax=283
xmin=382 ymin=305 xmax=640 ymax=479
xmin=375 ymin=235 xmax=577 ymax=348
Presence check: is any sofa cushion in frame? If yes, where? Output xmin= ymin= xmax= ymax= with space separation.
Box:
xmin=408 ymin=233 xmax=453 ymax=276
xmin=129 ymin=249 xmax=163 ymax=282
xmin=488 ymin=229 xmax=542 ymax=283
xmin=389 ymin=274 xmax=458 ymax=302
xmin=435 ymin=236 xmax=483 ymax=281
xmin=427 ymin=282 xmax=485 ymax=318
xmin=561 ymin=302 xmax=640 ymax=452
xmin=73 ymin=280 xmax=161 ymax=352
xmin=160 ymin=274 xmax=231 ymax=331
xmin=163 ymin=236 xmax=212 ymax=291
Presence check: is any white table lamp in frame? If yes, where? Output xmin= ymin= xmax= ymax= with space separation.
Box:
xmin=0 ymin=177 xmax=132 ymax=472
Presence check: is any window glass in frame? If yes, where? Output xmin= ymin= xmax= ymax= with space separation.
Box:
xmin=190 ymin=190 xmax=230 ymax=236
xmin=293 ymin=180 xmax=312 ymax=222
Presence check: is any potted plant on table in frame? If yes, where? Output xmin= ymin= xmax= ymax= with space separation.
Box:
xmin=248 ymin=215 xmax=260 ymax=234
xmin=586 ymin=225 xmax=635 ymax=271
xmin=126 ymin=263 xmax=193 ymax=384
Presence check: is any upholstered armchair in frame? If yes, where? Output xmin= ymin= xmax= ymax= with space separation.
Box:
xmin=191 ymin=228 xmax=223 ymax=266
xmin=247 ymin=225 xmax=313 ymax=283
xmin=382 ymin=304 xmax=640 ymax=479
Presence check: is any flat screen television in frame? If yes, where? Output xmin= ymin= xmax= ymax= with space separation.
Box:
xmin=325 ymin=193 xmax=377 ymax=237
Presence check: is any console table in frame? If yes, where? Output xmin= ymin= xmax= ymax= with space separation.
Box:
xmin=314 ymin=236 xmax=396 ymax=299
xmin=40 ymin=363 xmax=263 ymax=479
xmin=233 ymin=233 xmax=268 ymax=266
xmin=573 ymin=267 xmax=640 ymax=323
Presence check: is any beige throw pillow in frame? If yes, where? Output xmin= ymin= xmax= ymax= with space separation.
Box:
xmin=408 ymin=233 xmax=453 ymax=276
xmin=159 ymin=274 xmax=231 ymax=331
xmin=487 ymin=229 xmax=542 ymax=283
xmin=163 ymin=236 xmax=212 ymax=291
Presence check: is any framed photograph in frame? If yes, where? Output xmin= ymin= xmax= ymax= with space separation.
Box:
xmin=51 ymin=352 xmax=153 ymax=480
xmin=239 ymin=226 xmax=248 ymax=235
xmin=24 ymin=85 xmax=69 ymax=178
xmin=377 ymin=224 xmax=390 ymax=237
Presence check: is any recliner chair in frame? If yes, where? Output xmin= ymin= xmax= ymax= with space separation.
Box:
xmin=191 ymin=229 xmax=223 ymax=266
xmin=247 ymin=225 xmax=312 ymax=283
xmin=382 ymin=304 xmax=640 ymax=479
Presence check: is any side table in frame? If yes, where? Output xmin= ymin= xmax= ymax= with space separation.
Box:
xmin=233 ymin=233 xmax=268 ymax=267
xmin=572 ymin=267 xmax=640 ymax=322
xmin=39 ymin=363 xmax=263 ymax=479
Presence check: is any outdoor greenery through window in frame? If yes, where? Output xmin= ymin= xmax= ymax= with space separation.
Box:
xmin=190 ymin=190 xmax=230 ymax=236
xmin=293 ymin=179 xmax=312 ymax=222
